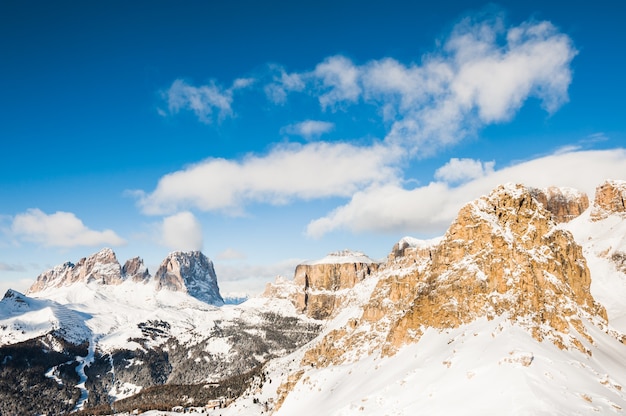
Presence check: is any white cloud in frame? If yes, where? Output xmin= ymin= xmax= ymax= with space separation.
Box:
xmin=281 ymin=120 xmax=334 ymax=139
xmin=313 ymin=55 xmax=361 ymax=109
xmin=306 ymin=149 xmax=626 ymax=238
xmin=306 ymin=182 xmax=454 ymax=238
xmin=139 ymin=141 xmax=400 ymax=215
xmin=289 ymin=17 xmax=576 ymax=154
xmin=11 ymin=209 xmax=125 ymax=248
xmin=435 ymin=158 xmax=495 ymax=184
xmin=161 ymin=211 xmax=203 ymax=251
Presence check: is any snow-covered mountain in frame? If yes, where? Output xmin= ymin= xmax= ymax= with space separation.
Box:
xmin=2 ymin=180 xmax=626 ymax=415
xmin=28 ymin=249 xmax=224 ymax=306
xmin=224 ymin=180 xmax=626 ymax=416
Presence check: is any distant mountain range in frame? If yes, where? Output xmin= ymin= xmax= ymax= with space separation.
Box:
xmin=1 ymin=180 xmax=626 ymax=415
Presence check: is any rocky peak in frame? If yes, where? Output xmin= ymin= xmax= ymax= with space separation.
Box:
xmin=530 ymin=186 xmax=589 ymax=223
xmin=384 ymin=183 xmax=606 ymax=352
xmin=591 ymin=180 xmax=626 ymax=221
xmin=122 ymin=257 xmax=150 ymax=283
xmin=154 ymin=251 xmax=224 ymax=306
xmin=28 ymin=248 xmax=123 ymax=293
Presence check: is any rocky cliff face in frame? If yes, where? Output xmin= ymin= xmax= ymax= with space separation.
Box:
xmin=28 ymin=248 xmax=123 ymax=293
xmin=530 ymin=186 xmax=589 ymax=223
xmin=301 ymin=184 xmax=609 ymax=368
xmin=385 ymin=183 xmax=606 ymax=353
xmin=154 ymin=251 xmax=224 ymax=306
xmin=591 ymin=180 xmax=626 ymax=220
xmin=291 ymin=251 xmax=379 ymax=319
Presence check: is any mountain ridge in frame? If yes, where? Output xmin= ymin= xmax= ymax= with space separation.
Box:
xmin=2 ymin=179 xmax=626 ymax=415
xmin=27 ymin=249 xmax=224 ymax=306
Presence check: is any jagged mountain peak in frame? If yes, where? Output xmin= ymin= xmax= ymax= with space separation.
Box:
xmin=387 ymin=183 xmax=607 ymax=351
xmin=122 ymin=256 xmax=150 ymax=283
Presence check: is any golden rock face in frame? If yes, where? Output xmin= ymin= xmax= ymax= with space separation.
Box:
xmin=302 ymin=184 xmax=609 ymax=368
xmin=385 ymin=184 xmax=605 ymax=354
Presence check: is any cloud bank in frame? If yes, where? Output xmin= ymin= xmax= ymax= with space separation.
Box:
xmin=139 ymin=141 xmax=398 ymax=215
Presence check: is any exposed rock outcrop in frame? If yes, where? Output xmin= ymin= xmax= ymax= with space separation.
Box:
xmin=154 ymin=251 xmax=224 ymax=306
xmin=293 ymin=251 xmax=379 ymax=319
xmin=530 ymin=186 xmax=589 ymax=223
xmin=591 ymin=180 xmax=626 ymax=220
xmin=262 ymin=251 xmax=380 ymax=319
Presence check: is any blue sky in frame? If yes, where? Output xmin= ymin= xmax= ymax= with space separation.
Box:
xmin=1 ymin=0 xmax=625 ymax=296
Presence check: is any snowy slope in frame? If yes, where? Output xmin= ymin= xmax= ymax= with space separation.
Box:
xmin=302 ymin=249 xmax=378 ymax=265
xmin=273 ymin=317 xmax=626 ymax=416
xmin=0 ymin=289 xmax=90 ymax=346
xmin=564 ymin=209 xmax=626 ymax=331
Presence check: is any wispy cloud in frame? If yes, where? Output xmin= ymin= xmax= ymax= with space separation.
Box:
xmin=147 ymin=14 xmax=578 ymax=222
xmin=161 ymin=77 xmax=254 ymax=123
xmin=11 ymin=209 xmax=125 ymax=248
xmin=264 ymin=65 xmax=306 ymax=104
xmin=161 ymin=211 xmax=203 ymax=251
xmin=306 ymin=149 xmax=626 ymax=238
xmin=281 ymin=120 xmax=334 ymax=139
